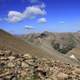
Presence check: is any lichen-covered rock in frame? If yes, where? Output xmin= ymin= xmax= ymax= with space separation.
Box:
xmin=7 ymin=62 xmax=15 ymax=67
xmin=57 ymin=72 xmax=68 ymax=80
xmin=0 ymin=49 xmax=80 ymax=80
xmin=8 ymin=56 xmax=15 ymax=61
xmin=21 ymin=62 xmax=29 ymax=68
xmin=23 ymin=54 xmax=32 ymax=59
xmin=74 ymin=68 xmax=80 ymax=74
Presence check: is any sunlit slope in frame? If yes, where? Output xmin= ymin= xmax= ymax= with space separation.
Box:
xmin=67 ymin=48 xmax=80 ymax=59
xmin=0 ymin=29 xmax=54 ymax=58
xmin=21 ymin=31 xmax=80 ymax=65
xmin=0 ymin=29 xmax=80 ymax=65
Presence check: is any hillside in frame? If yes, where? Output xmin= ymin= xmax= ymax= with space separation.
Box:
xmin=0 ymin=29 xmax=80 ymax=80
xmin=0 ymin=29 xmax=79 ymax=65
xmin=20 ymin=31 xmax=80 ymax=65
xmin=0 ymin=49 xmax=80 ymax=80
xmin=0 ymin=29 xmax=55 ymax=58
xmin=22 ymin=31 xmax=80 ymax=54
xmin=67 ymin=48 xmax=80 ymax=61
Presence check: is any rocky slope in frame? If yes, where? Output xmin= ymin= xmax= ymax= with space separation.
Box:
xmin=67 ymin=48 xmax=80 ymax=61
xmin=0 ymin=29 xmax=80 ymax=80
xmin=0 ymin=29 xmax=78 ymax=65
xmin=0 ymin=49 xmax=80 ymax=80
xmin=21 ymin=31 xmax=80 ymax=65
xmin=0 ymin=29 xmax=57 ymax=58
xmin=22 ymin=31 xmax=80 ymax=50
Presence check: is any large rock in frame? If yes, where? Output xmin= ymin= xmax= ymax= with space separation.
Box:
xmin=7 ymin=62 xmax=15 ymax=67
xmin=0 ymin=49 xmax=80 ymax=80
xmin=57 ymin=72 xmax=68 ymax=80
xmin=21 ymin=62 xmax=29 ymax=68
xmin=8 ymin=56 xmax=15 ymax=61
xmin=74 ymin=68 xmax=80 ymax=74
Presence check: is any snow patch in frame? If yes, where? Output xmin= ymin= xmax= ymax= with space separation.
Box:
xmin=70 ymin=54 xmax=77 ymax=60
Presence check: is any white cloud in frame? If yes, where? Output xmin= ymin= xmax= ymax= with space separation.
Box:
xmin=7 ymin=11 xmax=23 ymax=23
xmin=7 ymin=6 xmax=46 ymax=23
xmin=25 ymin=25 xmax=34 ymax=30
xmin=23 ymin=6 xmax=46 ymax=17
xmin=38 ymin=18 xmax=47 ymax=24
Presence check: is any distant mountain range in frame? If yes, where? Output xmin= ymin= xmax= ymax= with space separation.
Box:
xmin=0 ymin=29 xmax=80 ymax=65
xmin=20 ymin=31 xmax=80 ymax=65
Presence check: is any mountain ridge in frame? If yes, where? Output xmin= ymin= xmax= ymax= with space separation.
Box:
xmin=0 ymin=29 xmax=80 ymax=65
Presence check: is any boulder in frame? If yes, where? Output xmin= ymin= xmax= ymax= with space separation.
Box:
xmin=57 ymin=72 xmax=68 ymax=80
xmin=8 ymin=56 xmax=15 ymax=61
xmin=7 ymin=62 xmax=15 ymax=67
xmin=23 ymin=54 xmax=32 ymax=59
xmin=74 ymin=68 xmax=80 ymax=74
xmin=21 ymin=62 xmax=29 ymax=68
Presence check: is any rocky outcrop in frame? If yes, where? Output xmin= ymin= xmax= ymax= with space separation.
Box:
xmin=22 ymin=31 xmax=80 ymax=54
xmin=0 ymin=49 xmax=80 ymax=80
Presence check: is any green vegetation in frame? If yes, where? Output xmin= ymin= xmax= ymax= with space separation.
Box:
xmin=51 ymin=34 xmax=76 ymax=54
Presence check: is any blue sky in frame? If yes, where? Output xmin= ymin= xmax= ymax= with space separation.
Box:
xmin=0 ymin=0 xmax=80 ymax=34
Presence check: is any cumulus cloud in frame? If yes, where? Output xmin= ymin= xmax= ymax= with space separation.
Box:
xmin=25 ymin=25 xmax=34 ymax=30
xmin=38 ymin=18 xmax=47 ymax=24
xmin=7 ymin=11 xmax=23 ymax=23
xmin=23 ymin=6 xmax=46 ymax=17
xmin=7 ymin=6 xmax=46 ymax=23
